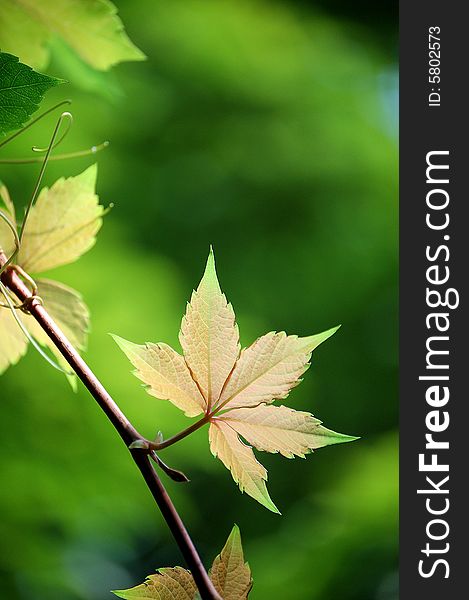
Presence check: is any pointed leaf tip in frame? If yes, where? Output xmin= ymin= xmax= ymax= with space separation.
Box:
xmin=202 ymin=246 xmax=218 ymax=288
xmin=268 ymin=501 xmax=282 ymax=515
xmin=180 ymin=248 xmax=239 ymax=406
xmin=305 ymin=324 xmax=341 ymax=352
xmin=209 ymin=421 xmax=280 ymax=513
xmin=210 ymin=524 xmax=253 ymax=599
xmin=256 ymin=482 xmax=282 ymax=516
xmin=82 ymin=162 xmax=98 ymax=184
xmin=312 ymin=425 xmax=360 ymax=447
xmin=111 ymin=333 xmax=136 ymax=354
xmin=338 ymin=434 xmax=360 ymax=443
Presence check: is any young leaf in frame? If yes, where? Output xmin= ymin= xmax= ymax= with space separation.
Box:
xmin=210 ymin=525 xmax=252 ymax=600
xmin=0 ymin=299 xmax=28 ymax=373
xmin=0 ymin=183 xmax=16 ymax=218
xmin=209 ymin=419 xmax=279 ymax=513
xmin=179 ymin=247 xmax=240 ymax=410
xmin=0 ymin=166 xmax=104 ymax=384
xmin=114 ymin=250 xmax=356 ymax=511
xmin=113 ymin=567 xmax=197 ymax=600
xmin=0 ymin=52 xmax=63 ymax=136
xmin=112 ymin=336 xmax=206 ymax=418
xmin=22 ymin=279 xmax=90 ymax=389
xmin=0 ymin=0 xmax=145 ymax=72
xmin=26 ymin=280 xmax=89 ymax=350
xmin=0 ymin=184 xmax=17 ymax=257
xmin=215 ymin=328 xmax=339 ymax=412
xmin=218 ymin=404 xmax=357 ymax=458
xmin=18 ymin=164 xmax=104 ymax=272
xmin=113 ymin=525 xmax=251 ymax=600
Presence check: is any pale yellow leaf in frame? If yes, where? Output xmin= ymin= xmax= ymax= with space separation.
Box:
xmin=21 ymin=279 xmax=89 ymax=390
xmin=209 ymin=420 xmax=279 ymax=513
xmin=0 ymin=184 xmax=18 ymax=258
xmin=0 ymin=299 xmax=28 ymax=375
xmin=221 ymin=404 xmax=356 ymax=458
xmin=179 ymin=249 xmax=240 ymax=410
xmin=26 ymin=279 xmax=89 ymax=350
xmin=113 ymin=567 xmax=197 ymax=600
xmin=210 ymin=525 xmax=252 ymax=600
xmin=11 ymin=0 xmax=146 ymax=71
xmin=0 ymin=279 xmax=87 ymax=383
xmin=113 ymin=335 xmax=206 ymax=417
xmin=18 ymin=164 xmax=104 ymax=273
xmin=216 ymin=327 xmax=339 ymax=411
xmin=0 ymin=183 xmax=16 ymax=222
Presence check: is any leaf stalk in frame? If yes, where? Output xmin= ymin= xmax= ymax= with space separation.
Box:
xmin=148 ymin=415 xmax=211 ymax=451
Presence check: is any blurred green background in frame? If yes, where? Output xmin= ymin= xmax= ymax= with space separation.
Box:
xmin=0 ymin=1 xmax=397 ymax=598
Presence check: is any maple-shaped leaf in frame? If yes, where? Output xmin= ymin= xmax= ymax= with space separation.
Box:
xmin=113 ymin=525 xmax=252 ymax=600
xmin=0 ymin=164 xmax=104 ymax=386
xmin=179 ymin=249 xmax=240 ymax=411
xmin=0 ymin=0 xmax=145 ymax=72
xmin=0 ymin=51 xmax=63 ymax=136
xmin=114 ymin=249 xmax=357 ymax=512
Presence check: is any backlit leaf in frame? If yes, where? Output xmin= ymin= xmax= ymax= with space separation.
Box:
xmin=18 ymin=164 xmax=104 ymax=273
xmin=0 ymin=182 xmax=16 ymax=219
xmin=0 ymin=169 xmax=103 ymax=385
xmin=209 ymin=419 xmax=279 ymax=513
xmin=179 ymin=248 xmax=240 ymax=410
xmin=210 ymin=525 xmax=252 ymax=600
xmin=27 ymin=279 xmax=89 ymax=351
xmin=0 ymin=183 xmax=17 ymax=257
xmin=0 ymin=296 xmax=27 ymax=374
xmin=0 ymin=1 xmax=50 ymax=70
xmin=0 ymin=0 xmax=145 ymax=72
xmin=113 ymin=526 xmax=251 ymax=600
xmin=23 ymin=279 xmax=90 ymax=389
xmin=114 ymin=250 xmax=356 ymax=511
xmin=112 ymin=336 xmax=206 ymax=417
xmin=220 ymin=404 xmax=357 ymax=458
xmin=216 ymin=328 xmax=339 ymax=411
xmin=113 ymin=567 xmax=197 ymax=600
xmin=0 ymin=51 xmax=62 ymax=136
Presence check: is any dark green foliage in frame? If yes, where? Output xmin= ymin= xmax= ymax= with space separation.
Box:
xmin=0 ymin=52 xmax=63 ymax=136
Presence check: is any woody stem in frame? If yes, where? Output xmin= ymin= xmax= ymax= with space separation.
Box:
xmin=0 ymin=252 xmax=221 ymax=600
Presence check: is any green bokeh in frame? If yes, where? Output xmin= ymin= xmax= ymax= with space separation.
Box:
xmin=0 ymin=1 xmax=397 ymax=598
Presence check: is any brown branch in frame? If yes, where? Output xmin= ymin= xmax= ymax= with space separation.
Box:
xmin=0 ymin=253 xmax=221 ymax=600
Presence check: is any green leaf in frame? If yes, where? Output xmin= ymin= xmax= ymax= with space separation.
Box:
xmin=0 ymin=0 xmax=146 ymax=72
xmin=48 ymin=36 xmax=124 ymax=102
xmin=0 ymin=0 xmax=50 ymax=70
xmin=0 ymin=52 xmax=63 ymax=136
